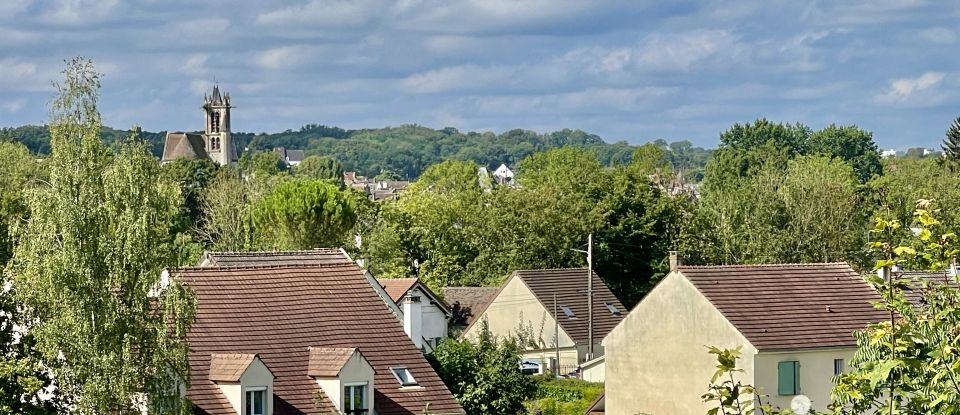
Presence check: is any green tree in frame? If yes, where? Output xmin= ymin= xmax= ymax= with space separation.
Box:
xmin=0 ymin=142 xmax=43 ymax=265
xmin=198 ymin=169 xmax=257 ymax=251
xmin=251 ymin=179 xmax=357 ymax=250
xmin=295 ymin=155 xmax=344 ymax=184
xmin=941 ymin=117 xmax=960 ymax=171
xmin=241 ymin=150 xmax=287 ymax=177
xmin=161 ymin=157 xmax=219 ymax=233
xmin=8 ymin=58 xmax=195 ymax=414
xmin=428 ymin=322 xmax=535 ymax=415
xmin=833 ymin=200 xmax=960 ymax=413
xmin=808 ymin=124 xmax=882 ymax=182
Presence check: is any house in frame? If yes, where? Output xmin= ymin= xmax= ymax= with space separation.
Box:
xmin=443 ymin=286 xmax=498 ymax=332
xmin=492 ymin=164 xmax=514 ymax=185
xmin=175 ymin=263 xmax=463 ymax=415
xmin=462 ymin=268 xmax=627 ymax=375
xmin=161 ymin=83 xmax=238 ymax=166
xmin=199 ymin=249 xmax=448 ymax=352
xmin=273 ymin=147 xmax=305 ymax=167
xmin=376 ymin=277 xmax=451 ymax=351
xmin=602 ymin=256 xmax=887 ymax=415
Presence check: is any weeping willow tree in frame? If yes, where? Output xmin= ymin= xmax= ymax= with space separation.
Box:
xmin=7 ymin=58 xmax=196 ymax=414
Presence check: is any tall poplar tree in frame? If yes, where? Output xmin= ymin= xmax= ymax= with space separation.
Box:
xmin=8 ymin=58 xmax=195 ymax=414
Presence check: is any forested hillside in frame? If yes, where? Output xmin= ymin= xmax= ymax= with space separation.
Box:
xmin=0 ymin=123 xmax=711 ymax=180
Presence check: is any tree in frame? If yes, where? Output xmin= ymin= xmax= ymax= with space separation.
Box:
xmin=161 ymin=157 xmax=219 ymax=234
xmin=428 ymin=321 xmax=535 ymax=415
xmin=833 ymin=200 xmax=960 ymax=413
xmin=0 ymin=142 xmax=44 ymax=265
xmin=251 ymin=179 xmax=357 ymax=250
xmin=808 ymin=124 xmax=882 ymax=182
xmin=198 ymin=170 xmax=257 ymax=251
xmin=241 ymin=150 xmax=287 ymax=177
xmin=942 ymin=117 xmax=960 ymax=171
xmin=8 ymin=58 xmax=195 ymax=414
xmin=295 ymin=155 xmax=343 ymax=184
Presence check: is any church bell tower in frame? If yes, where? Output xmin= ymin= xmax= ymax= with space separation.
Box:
xmin=202 ymin=84 xmax=237 ymax=166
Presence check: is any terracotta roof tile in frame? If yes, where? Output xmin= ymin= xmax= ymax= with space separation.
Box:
xmin=679 ymin=262 xmax=888 ymax=350
xmin=443 ymin=287 xmax=498 ymax=328
xmin=208 ymin=353 xmax=256 ymax=382
xmin=513 ymin=268 xmax=627 ymax=345
xmin=378 ymin=278 xmax=419 ymax=303
xmin=307 ymin=347 xmax=358 ymax=377
xmin=177 ymin=264 xmax=463 ymax=415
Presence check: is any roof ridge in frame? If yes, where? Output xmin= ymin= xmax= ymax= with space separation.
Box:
xmin=678 ymin=262 xmax=850 ymax=269
xmin=169 ymin=263 xmax=357 ymax=272
xmin=207 ymin=249 xmax=343 ymax=257
xmin=513 ymin=267 xmax=591 ymax=273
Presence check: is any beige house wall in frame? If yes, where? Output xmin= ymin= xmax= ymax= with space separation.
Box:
xmin=235 ymin=358 xmax=274 ymax=415
xmin=580 ymin=357 xmax=605 ymax=383
xmin=603 ymin=271 xmax=757 ymax=415
xmin=521 ymin=347 xmax=581 ymax=371
xmin=755 ymin=348 xmax=855 ymax=412
xmin=316 ymin=352 xmax=375 ymax=412
xmin=463 ymin=276 xmax=577 ymax=363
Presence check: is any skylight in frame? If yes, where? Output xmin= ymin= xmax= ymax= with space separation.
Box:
xmin=390 ymin=367 xmax=418 ymax=387
xmin=559 ymin=305 xmax=576 ymax=319
xmin=605 ymin=302 xmax=621 ymax=316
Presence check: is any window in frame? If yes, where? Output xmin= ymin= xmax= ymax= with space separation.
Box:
xmin=245 ymin=387 xmax=266 ymax=415
xmin=210 ymin=137 xmax=220 ymax=150
xmin=833 ymin=358 xmax=845 ymax=376
xmin=211 ymin=112 xmax=221 ymax=133
xmin=559 ymin=305 xmax=576 ymax=319
xmin=777 ymin=361 xmax=799 ymax=396
xmin=390 ymin=367 xmax=418 ymax=387
xmin=605 ymin=302 xmax=621 ymax=316
xmin=343 ymin=384 xmax=368 ymax=415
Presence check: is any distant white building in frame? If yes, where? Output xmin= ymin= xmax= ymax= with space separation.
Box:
xmin=493 ymin=164 xmax=515 ymax=185
xmin=881 ymin=149 xmax=897 ymax=158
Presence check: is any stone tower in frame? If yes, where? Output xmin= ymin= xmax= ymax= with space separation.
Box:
xmin=202 ymin=84 xmax=238 ymax=166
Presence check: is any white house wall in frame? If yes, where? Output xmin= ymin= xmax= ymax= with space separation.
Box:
xmin=602 ymin=271 xmax=757 ymax=415
xmin=464 ymin=276 xmax=576 ymax=365
xmin=755 ymin=348 xmax=855 ymax=413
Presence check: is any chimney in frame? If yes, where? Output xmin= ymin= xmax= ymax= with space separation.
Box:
xmin=669 ymin=251 xmax=682 ymax=272
xmin=403 ymin=294 xmax=423 ymax=350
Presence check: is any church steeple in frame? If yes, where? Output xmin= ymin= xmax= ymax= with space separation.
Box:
xmin=202 ymin=83 xmax=237 ymax=166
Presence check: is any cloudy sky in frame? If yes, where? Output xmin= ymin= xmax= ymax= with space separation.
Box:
xmin=1 ymin=0 xmax=958 ymax=148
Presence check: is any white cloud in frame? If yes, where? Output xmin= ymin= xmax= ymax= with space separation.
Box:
xmin=0 ymin=59 xmax=36 ymax=79
xmin=254 ymin=45 xmax=319 ymax=69
xmin=168 ymin=17 xmax=231 ymax=39
xmin=2 ymin=100 xmax=25 ymax=113
xmin=401 ymin=65 xmax=513 ymax=93
xmin=566 ymin=30 xmax=742 ymax=75
xmin=919 ymin=27 xmax=956 ymax=44
xmin=38 ymin=0 xmax=119 ymax=25
xmin=875 ymin=71 xmax=947 ymax=106
xmin=257 ymin=0 xmax=382 ymax=28
xmin=180 ymin=54 xmax=208 ymax=76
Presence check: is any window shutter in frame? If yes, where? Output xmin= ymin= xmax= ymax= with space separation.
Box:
xmin=778 ymin=361 xmax=799 ymax=395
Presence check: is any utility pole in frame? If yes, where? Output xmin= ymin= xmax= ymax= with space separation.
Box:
xmin=553 ymin=293 xmax=560 ymax=378
xmin=587 ymin=233 xmax=594 ymax=360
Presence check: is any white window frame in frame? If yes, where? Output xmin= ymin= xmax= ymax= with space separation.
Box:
xmin=390 ymin=366 xmax=418 ymax=387
xmin=343 ymin=382 xmax=368 ymax=415
xmin=604 ymin=302 xmax=621 ymax=316
xmin=244 ymin=386 xmax=267 ymax=415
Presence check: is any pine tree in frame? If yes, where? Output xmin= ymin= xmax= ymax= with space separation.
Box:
xmin=942 ymin=116 xmax=960 ymax=169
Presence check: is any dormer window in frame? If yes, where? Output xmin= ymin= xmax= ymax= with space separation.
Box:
xmin=605 ymin=302 xmax=622 ymax=316
xmin=245 ymin=387 xmax=266 ymax=415
xmin=343 ymin=383 xmax=368 ymax=415
xmin=559 ymin=305 xmax=576 ymax=319
xmin=390 ymin=367 xmax=418 ymax=387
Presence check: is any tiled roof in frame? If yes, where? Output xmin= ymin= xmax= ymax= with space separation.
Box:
xmin=513 ymin=268 xmax=628 ymax=345
xmin=379 ymin=278 xmax=419 ymax=303
xmin=208 ymin=353 xmax=256 ymax=382
xmin=443 ymin=287 xmax=498 ymax=328
xmin=897 ymin=270 xmax=957 ymax=306
xmin=161 ymin=132 xmax=208 ymax=162
xmin=679 ymin=262 xmax=888 ymax=351
xmin=201 ymin=249 xmax=352 ymax=267
xmin=307 ymin=347 xmax=358 ymax=377
xmin=177 ymin=264 xmax=463 ymax=415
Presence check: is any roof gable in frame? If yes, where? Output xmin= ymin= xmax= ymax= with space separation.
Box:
xmin=178 ymin=264 xmax=463 ymax=415
xmin=162 ymin=132 xmax=209 ymax=162
xmin=307 ymin=347 xmax=362 ymax=378
xmin=378 ymin=278 xmax=449 ymax=314
xmin=444 ymin=287 xmax=498 ymax=327
xmin=509 ymin=268 xmax=627 ymax=345
xmin=679 ymin=262 xmax=888 ymax=350
xmin=208 ymin=353 xmax=258 ymax=382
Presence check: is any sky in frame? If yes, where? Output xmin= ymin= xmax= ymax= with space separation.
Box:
xmin=0 ymin=0 xmax=958 ymax=149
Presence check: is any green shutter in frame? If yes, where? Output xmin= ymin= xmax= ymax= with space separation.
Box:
xmin=778 ymin=361 xmax=799 ymax=395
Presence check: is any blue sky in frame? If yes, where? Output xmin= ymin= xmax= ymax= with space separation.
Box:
xmin=0 ymin=0 xmax=957 ymax=149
